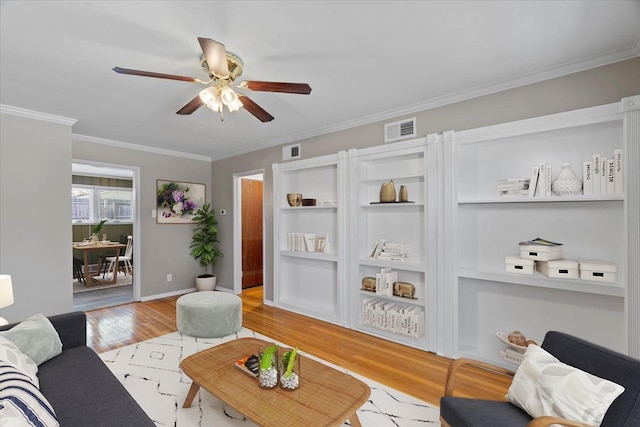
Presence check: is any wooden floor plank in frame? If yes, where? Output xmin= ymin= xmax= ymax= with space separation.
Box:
xmin=85 ymin=286 xmax=512 ymax=406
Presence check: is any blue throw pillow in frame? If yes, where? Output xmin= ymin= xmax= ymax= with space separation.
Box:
xmin=0 ymin=314 xmax=62 ymax=365
xmin=0 ymin=364 xmax=59 ymax=426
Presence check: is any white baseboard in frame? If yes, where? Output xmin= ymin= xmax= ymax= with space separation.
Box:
xmin=263 ymin=299 xmax=274 ymax=307
xmin=139 ymin=285 xmax=243 ymax=302
xmin=140 ymin=287 xmax=195 ymax=302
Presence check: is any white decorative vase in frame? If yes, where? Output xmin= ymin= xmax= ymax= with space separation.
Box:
xmin=552 ymin=162 xmax=583 ymax=196
xmin=195 ymin=274 xmax=217 ymax=291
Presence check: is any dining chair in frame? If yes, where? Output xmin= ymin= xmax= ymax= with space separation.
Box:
xmin=104 ymin=235 xmax=133 ymax=279
xmin=98 ymin=234 xmax=127 ymax=277
xmin=72 ymin=257 xmax=85 ymax=285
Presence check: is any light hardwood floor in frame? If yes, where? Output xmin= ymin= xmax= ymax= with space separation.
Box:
xmin=85 ymin=286 xmax=512 ymax=407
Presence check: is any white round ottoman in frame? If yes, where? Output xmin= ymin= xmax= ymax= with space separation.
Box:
xmin=176 ymin=291 xmax=242 ymax=338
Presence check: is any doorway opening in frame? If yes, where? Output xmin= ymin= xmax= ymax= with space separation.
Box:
xmin=233 ymin=170 xmax=265 ymax=301
xmin=71 ymin=161 xmax=141 ymax=311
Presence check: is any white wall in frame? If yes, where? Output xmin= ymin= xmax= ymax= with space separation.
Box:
xmin=0 ymin=114 xmax=73 ymax=321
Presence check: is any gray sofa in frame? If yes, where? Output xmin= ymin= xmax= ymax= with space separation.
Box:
xmin=1 ymin=311 xmax=154 ymax=426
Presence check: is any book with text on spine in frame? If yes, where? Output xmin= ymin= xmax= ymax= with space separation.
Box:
xmin=582 ymin=161 xmax=593 ymax=195
xmin=528 ymin=166 xmax=539 ymax=197
xmin=607 ymin=158 xmax=615 ymax=195
xmin=614 ymin=149 xmax=623 ymax=194
xmin=592 ymin=154 xmax=601 ymax=195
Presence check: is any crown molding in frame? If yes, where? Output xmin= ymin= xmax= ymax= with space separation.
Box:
xmin=211 ymin=47 xmax=640 ymax=162
xmin=0 ymin=104 xmax=77 ymax=126
xmin=73 ymin=133 xmax=211 ymax=162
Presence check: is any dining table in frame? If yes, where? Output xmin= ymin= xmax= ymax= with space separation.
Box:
xmin=72 ymin=241 xmax=126 ymax=286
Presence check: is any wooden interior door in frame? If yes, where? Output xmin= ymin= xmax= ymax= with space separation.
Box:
xmin=241 ymin=178 xmax=264 ymax=289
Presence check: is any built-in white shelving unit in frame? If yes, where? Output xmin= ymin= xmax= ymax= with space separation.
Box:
xmin=272 ymin=152 xmax=347 ymax=325
xmin=443 ymin=96 xmax=640 ymax=366
xmin=347 ymin=138 xmax=437 ymax=351
xmin=272 ymin=96 xmax=639 ymax=362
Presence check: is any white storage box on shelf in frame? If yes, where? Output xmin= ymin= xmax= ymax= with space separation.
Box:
xmin=505 ymin=256 xmax=535 ymax=275
xmin=578 ymin=259 xmax=618 ymax=283
xmin=537 ymin=259 xmax=579 ymax=279
xmin=519 ymin=243 xmax=563 ymax=261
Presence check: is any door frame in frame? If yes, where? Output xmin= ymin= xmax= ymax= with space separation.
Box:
xmin=71 ymin=159 xmax=141 ymax=302
xmin=233 ymin=169 xmax=265 ymax=297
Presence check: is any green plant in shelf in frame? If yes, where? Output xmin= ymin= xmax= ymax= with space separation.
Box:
xmin=282 ymin=347 xmax=298 ymax=379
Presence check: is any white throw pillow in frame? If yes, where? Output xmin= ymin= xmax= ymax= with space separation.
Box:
xmin=0 ymin=364 xmax=59 ymax=427
xmin=0 ymin=313 xmax=62 ymax=365
xmin=506 ymin=344 xmax=625 ymax=426
xmin=0 ymin=337 xmax=38 ymax=387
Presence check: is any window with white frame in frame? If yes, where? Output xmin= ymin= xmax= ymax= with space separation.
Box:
xmin=72 ymin=185 xmax=133 ymax=224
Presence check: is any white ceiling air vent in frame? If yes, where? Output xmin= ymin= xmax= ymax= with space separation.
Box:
xmin=282 ymin=143 xmax=301 ymax=161
xmin=384 ymin=117 xmax=416 ymax=143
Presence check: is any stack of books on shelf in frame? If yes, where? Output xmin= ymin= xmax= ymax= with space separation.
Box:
xmin=529 ymin=163 xmax=551 ymax=197
xmin=520 ymin=149 xmax=624 ymax=198
xmin=496 ymin=178 xmax=529 ymax=197
xmin=367 ymin=239 xmax=410 ymax=262
xmin=287 ymin=232 xmax=316 ymax=252
xmin=374 ymin=267 xmax=396 ymax=297
xmin=584 ymin=150 xmax=623 ymax=195
xmin=361 ymin=298 xmax=424 ymax=338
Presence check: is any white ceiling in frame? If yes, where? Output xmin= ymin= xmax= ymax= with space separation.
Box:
xmin=1 ymin=1 xmax=639 ymax=161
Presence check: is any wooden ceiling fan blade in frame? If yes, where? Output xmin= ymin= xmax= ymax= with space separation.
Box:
xmin=238 ymin=94 xmax=274 ymax=122
xmin=198 ymin=37 xmax=229 ymax=79
xmin=242 ymin=81 xmax=312 ymax=95
xmin=176 ymin=96 xmax=205 ymax=115
xmin=113 ymin=67 xmax=199 ymax=83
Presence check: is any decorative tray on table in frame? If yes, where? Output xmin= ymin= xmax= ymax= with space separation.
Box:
xmin=234 ymin=355 xmax=259 ymax=378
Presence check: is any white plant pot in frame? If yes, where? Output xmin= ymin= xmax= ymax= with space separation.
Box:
xmin=195 ymin=275 xmax=217 ymax=291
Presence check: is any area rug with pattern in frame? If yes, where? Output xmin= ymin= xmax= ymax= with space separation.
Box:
xmin=99 ymin=328 xmax=440 ymax=426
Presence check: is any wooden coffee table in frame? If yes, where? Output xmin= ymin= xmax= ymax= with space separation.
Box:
xmin=180 ymin=337 xmax=370 ymax=426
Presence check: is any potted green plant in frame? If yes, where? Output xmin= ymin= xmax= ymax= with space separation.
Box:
xmin=190 ymin=203 xmax=223 ymax=291
xmin=91 ymin=219 xmax=108 ymax=244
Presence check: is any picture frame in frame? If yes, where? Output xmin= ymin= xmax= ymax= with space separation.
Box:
xmin=156 ymin=180 xmax=205 ymax=224
xmin=316 ymin=236 xmax=326 ymax=253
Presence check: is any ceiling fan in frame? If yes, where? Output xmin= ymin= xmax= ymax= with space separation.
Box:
xmin=113 ymin=37 xmax=312 ymax=122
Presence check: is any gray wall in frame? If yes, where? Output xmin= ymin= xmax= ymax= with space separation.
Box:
xmin=1 ymin=58 xmax=638 ymax=321
xmin=72 ymin=140 xmax=212 ymax=298
xmin=1 ymin=114 xmax=73 ymax=320
xmin=212 ymin=57 xmax=640 ymax=302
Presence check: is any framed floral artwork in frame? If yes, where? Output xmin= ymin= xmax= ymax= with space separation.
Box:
xmin=156 ymin=180 xmax=205 ymax=224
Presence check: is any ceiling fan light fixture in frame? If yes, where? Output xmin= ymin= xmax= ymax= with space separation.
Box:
xmin=199 ymin=86 xmax=218 ymax=105
xmin=220 ymin=86 xmax=239 ymax=105
xmin=227 ymin=97 xmax=243 ymax=112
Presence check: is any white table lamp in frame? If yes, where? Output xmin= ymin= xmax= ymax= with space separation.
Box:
xmin=0 ymin=274 xmax=14 ymax=326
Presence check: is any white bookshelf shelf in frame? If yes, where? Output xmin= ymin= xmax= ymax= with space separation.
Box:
xmin=457 ymin=268 xmax=625 ymax=297
xmin=458 ymin=195 xmax=624 ymax=204
xmin=280 ymin=205 xmax=337 ymax=211
xmin=358 ymin=290 xmax=424 ymax=305
xmin=360 ymin=202 xmax=424 ymax=208
xmin=358 ymin=258 xmax=425 ymax=272
xmin=360 ymin=172 xmax=425 ymax=184
xmin=280 ymin=250 xmax=338 ymax=263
